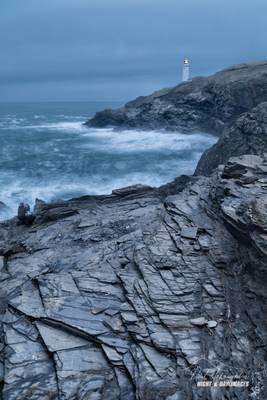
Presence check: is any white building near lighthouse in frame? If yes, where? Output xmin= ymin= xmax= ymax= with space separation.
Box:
xmin=182 ymin=58 xmax=190 ymax=82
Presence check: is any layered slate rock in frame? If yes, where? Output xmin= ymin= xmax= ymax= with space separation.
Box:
xmin=195 ymin=102 xmax=267 ymax=175
xmin=86 ymin=61 xmax=267 ymax=134
xmin=0 ymin=155 xmax=267 ymax=399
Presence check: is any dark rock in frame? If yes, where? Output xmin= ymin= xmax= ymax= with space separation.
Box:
xmin=86 ymin=61 xmax=267 ymax=135
xmin=159 ymin=175 xmax=193 ymax=196
xmin=33 ymin=198 xmax=46 ymax=214
xmin=112 ymin=184 xmax=153 ymax=197
xmin=1 ymin=155 xmax=267 ymax=399
xmin=17 ymin=203 xmax=35 ymax=226
xmin=33 ymin=200 xmax=79 ymax=224
xmin=195 ymin=102 xmax=267 ymax=175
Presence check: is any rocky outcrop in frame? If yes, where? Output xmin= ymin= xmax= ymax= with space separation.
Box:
xmin=0 ymin=155 xmax=267 ymax=399
xmin=195 ymin=102 xmax=267 ymax=175
xmin=17 ymin=203 xmax=35 ymax=226
xmin=86 ymin=61 xmax=267 ymax=134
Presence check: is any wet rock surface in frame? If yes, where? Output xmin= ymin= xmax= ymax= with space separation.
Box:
xmin=0 ymin=155 xmax=267 ymax=399
xmin=86 ymin=61 xmax=267 ymax=134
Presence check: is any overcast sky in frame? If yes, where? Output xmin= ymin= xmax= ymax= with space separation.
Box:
xmin=1 ymin=0 xmax=266 ymax=102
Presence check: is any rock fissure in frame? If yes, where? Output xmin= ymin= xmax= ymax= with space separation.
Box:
xmin=1 ymin=61 xmax=267 ymax=399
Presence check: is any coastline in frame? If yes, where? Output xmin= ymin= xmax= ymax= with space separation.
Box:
xmin=1 ymin=61 xmax=267 ymax=399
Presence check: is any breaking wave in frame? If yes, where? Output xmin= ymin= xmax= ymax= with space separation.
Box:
xmin=0 ymin=103 xmax=217 ymax=220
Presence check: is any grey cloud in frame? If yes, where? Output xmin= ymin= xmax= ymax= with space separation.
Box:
xmin=0 ymin=0 xmax=266 ymax=101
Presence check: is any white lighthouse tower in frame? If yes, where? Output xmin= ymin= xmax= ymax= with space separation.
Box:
xmin=182 ymin=58 xmax=190 ymax=82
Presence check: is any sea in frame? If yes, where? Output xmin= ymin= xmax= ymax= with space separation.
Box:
xmin=0 ymin=102 xmax=217 ymax=220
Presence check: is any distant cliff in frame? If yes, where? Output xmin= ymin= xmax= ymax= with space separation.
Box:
xmin=1 ymin=61 xmax=267 ymax=400
xmin=86 ymin=61 xmax=267 ymax=134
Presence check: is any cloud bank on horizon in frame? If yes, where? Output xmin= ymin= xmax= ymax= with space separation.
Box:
xmin=0 ymin=0 xmax=266 ymax=101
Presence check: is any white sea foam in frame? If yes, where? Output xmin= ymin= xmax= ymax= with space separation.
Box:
xmin=0 ymin=172 xmax=176 ymax=220
xmin=83 ymin=128 xmax=216 ymax=153
xmin=15 ymin=121 xmax=88 ymax=133
xmin=0 ymin=116 xmax=217 ymax=221
xmin=0 ymin=117 xmax=88 ymax=133
xmin=0 ymin=117 xmax=26 ymax=129
xmin=56 ymin=114 xmax=88 ymax=120
xmin=1 ymin=117 xmax=216 ymax=155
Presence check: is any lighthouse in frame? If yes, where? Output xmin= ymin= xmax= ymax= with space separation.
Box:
xmin=182 ymin=58 xmax=190 ymax=82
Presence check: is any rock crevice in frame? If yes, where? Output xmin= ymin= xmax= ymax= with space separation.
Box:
xmin=0 ymin=155 xmax=266 ymax=399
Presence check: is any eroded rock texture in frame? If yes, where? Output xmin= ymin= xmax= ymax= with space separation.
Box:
xmin=86 ymin=61 xmax=267 ymax=134
xmin=0 ymin=155 xmax=267 ymax=399
xmin=195 ymin=102 xmax=267 ymax=175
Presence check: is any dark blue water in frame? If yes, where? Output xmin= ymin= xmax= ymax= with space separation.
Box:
xmin=0 ymin=102 xmax=216 ymax=219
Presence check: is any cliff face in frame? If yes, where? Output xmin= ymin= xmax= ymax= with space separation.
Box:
xmin=1 ymin=155 xmax=267 ymax=399
xmin=195 ymin=102 xmax=267 ymax=175
xmin=1 ymin=61 xmax=267 ymax=400
xmin=86 ymin=61 xmax=267 ymax=134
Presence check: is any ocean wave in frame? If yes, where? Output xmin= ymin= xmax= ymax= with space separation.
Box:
xmin=0 ymin=117 xmax=217 ymax=221
xmin=0 ymin=152 xmax=204 ymax=220
xmin=0 ymin=172 xmax=175 ymax=220
xmin=83 ymin=128 xmax=217 ymax=153
xmin=56 ymin=114 xmax=88 ymax=120
xmin=33 ymin=115 xmax=44 ymax=119
xmin=3 ymin=120 xmax=88 ymax=133
xmin=0 ymin=117 xmax=27 ymax=129
xmin=28 ymin=121 xmax=88 ymax=133
xmin=1 ymin=117 xmax=216 ymax=156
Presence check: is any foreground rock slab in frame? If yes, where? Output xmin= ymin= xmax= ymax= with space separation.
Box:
xmin=0 ymin=155 xmax=267 ymax=399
